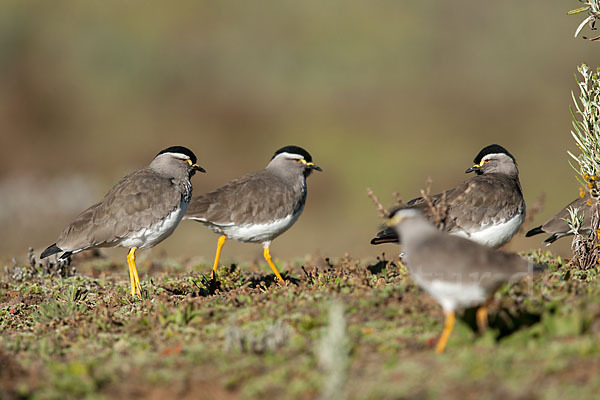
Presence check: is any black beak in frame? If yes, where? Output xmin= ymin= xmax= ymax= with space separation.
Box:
xmin=309 ymin=164 xmax=323 ymax=172
xmin=465 ymin=166 xmax=478 ymax=174
xmin=192 ymin=164 xmax=206 ymax=174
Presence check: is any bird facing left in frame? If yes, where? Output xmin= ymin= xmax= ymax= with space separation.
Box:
xmin=40 ymin=146 xmax=205 ymax=298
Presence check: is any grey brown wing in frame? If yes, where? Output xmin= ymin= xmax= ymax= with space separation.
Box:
xmin=541 ymin=196 xmax=591 ymax=234
xmin=440 ymin=175 xmax=524 ymax=233
xmin=413 ymin=233 xmax=529 ymax=284
xmin=407 ymin=192 xmax=444 ymax=207
xmin=56 ymin=169 xmax=182 ymax=251
xmin=409 ymin=188 xmax=458 ymax=227
xmin=187 ymin=172 xmax=300 ymax=226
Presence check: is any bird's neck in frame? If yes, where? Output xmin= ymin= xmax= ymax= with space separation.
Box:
xmin=398 ymin=218 xmax=439 ymax=246
xmin=266 ymin=167 xmax=307 ymax=191
xmin=482 ymin=166 xmax=519 ymax=179
xmin=148 ymin=159 xmax=189 ymax=181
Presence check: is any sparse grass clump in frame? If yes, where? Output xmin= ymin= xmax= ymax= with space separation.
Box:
xmin=1 ymin=253 xmax=600 ymax=399
xmin=4 ymin=247 xmax=75 ymax=282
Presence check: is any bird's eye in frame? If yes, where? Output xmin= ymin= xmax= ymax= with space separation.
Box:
xmin=294 ymin=159 xmax=302 ymax=164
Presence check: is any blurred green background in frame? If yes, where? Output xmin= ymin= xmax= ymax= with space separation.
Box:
xmin=1 ymin=0 xmax=599 ymax=265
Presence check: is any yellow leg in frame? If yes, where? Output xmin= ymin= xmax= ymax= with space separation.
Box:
xmin=476 ymin=306 xmax=488 ymax=334
xmin=127 ymin=248 xmax=142 ymax=298
xmin=263 ymin=244 xmax=284 ymax=283
xmin=435 ymin=310 xmax=455 ymax=354
xmin=211 ymin=235 xmax=227 ymax=279
xmin=132 ymin=260 xmax=141 ymax=295
xmin=128 ymin=252 xmax=135 ymax=297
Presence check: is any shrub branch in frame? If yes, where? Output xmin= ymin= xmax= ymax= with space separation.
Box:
xmin=567 ymin=63 xmax=600 ymax=269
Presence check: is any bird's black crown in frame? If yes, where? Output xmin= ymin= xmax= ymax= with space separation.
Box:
xmin=157 ymin=146 xmax=197 ymax=165
xmin=473 ymin=144 xmax=515 ymax=164
xmin=272 ymin=145 xmax=313 ymax=162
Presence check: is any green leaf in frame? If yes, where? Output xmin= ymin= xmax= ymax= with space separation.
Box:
xmin=568 ymin=6 xmax=590 ymax=15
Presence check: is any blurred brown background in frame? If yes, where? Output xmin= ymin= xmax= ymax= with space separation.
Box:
xmin=1 ymin=0 xmax=600 ymax=266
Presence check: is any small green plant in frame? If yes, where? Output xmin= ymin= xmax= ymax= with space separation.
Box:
xmin=569 ymin=0 xmax=600 ymax=41
xmin=158 ymin=302 xmax=199 ymax=327
xmin=568 ymin=64 xmax=600 ymax=268
xmin=565 ymin=206 xmax=585 ymax=236
xmin=34 ymin=298 xmax=87 ymax=324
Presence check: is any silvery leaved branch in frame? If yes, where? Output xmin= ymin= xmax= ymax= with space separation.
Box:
xmin=567 ymin=64 xmax=600 ymax=269
xmin=565 ymin=206 xmax=584 ymax=235
xmin=567 ymin=63 xmax=600 ymax=198
xmin=569 ymin=0 xmax=600 ymax=40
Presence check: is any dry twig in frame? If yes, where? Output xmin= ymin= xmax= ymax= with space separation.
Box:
xmin=366 ymin=188 xmax=389 ymax=218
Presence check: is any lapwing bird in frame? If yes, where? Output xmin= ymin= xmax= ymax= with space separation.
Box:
xmin=526 ymin=193 xmax=593 ymax=244
xmin=387 ymin=208 xmax=537 ymax=353
xmin=184 ymin=145 xmax=321 ymax=283
xmin=40 ymin=146 xmax=204 ymax=297
xmin=371 ymin=144 xmax=525 ymax=248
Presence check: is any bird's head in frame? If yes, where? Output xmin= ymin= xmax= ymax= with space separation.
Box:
xmin=152 ymin=146 xmax=205 ymax=177
xmin=268 ymin=145 xmax=322 ymax=178
xmin=465 ymin=144 xmax=518 ymax=176
xmin=385 ymin=207 xmax=424 ymax=228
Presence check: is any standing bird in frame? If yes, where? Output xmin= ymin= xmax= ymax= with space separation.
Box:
xmin=526 ymin=192 xmax=593 ymax=244
xmin=184 ymin=145 xmax=321 ymax=282
xmin=40 ymin=146 xmax=204 ymax=297
xmin=387 ymin=208 xmax=538 ymax=353
xmin=371 ymin=144 xmax=525 ymax=248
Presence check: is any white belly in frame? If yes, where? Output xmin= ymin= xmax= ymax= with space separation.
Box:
xmin=120 ymin=200 xmax=188 ymax=249
xmin=452 ymin=212 xmax=524 ymax=248
xmin=415 ymin=277 xmax=488 ymax=312
xmin=213 ymin=211 xmax=302 ymax=243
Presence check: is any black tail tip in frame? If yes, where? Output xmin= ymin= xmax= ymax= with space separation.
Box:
xmin=525 ymin=226 xmax=544 ymax=237
xmin=543 ymin=234 xmax=559 ymax=245
xmin=40 ymin=243 xmax=62 ymax=259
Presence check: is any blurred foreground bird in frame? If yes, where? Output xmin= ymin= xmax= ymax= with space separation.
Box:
xmin=184 ymin=145 xmax=321 ymax=283
xmin=372 ymin=144 xmax=525 ymax=248
xmin=526 ymin=192 xmax=594 ymax=244
xmin=387 ymin=207 xmax=539 ymax=353
xmin=41 ymin=146 xmax=204 ymax=297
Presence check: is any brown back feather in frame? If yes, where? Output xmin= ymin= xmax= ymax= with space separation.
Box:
xmin=413 ymin=173 xmax=524 ymax=233
xmin=57 ymin=168 xmax=184 ymax=251
xmin=186 ymin=170 xmax=304 ymax=226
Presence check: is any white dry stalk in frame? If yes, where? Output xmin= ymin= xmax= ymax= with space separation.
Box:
xmin=567 ymin=63 xmax=600 ymax=193
xmin=569 ymin=0 xmax=600 ymax=40
xmin=317 ymin=301 xmax=349 ymax=400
